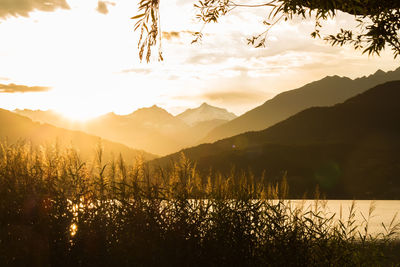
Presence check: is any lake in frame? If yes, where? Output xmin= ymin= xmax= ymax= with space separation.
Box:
xmin=287 ymin=200 xmax=400 ymax=238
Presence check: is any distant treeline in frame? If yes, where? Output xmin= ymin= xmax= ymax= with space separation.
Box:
xmin=0 ymin=141 xmax=399 ymax=266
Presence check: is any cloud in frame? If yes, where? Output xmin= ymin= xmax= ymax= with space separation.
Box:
xmin=201 ymin=90 xmax=267 ymax=104
xmin=0 ymin=0 xmax=70 ymax=18
xmin=176 ymin=0 xmax=193 ymax=6
xmin=162 ymin=31 xmax=181 ymax=40
xmin=120 ymin=67 xmax=152 ymax=75
xmin=96 ymin=1 xmax=115 ymax=15
xmin=0 ymin=83 xmax=51 ymax=93
xmin=185 ymin=52 xmax=228 ymax=65
xmin=175 ymin=89 xmax=268 ymax=105
xmin=178 ymin=12 xmax=359 ymax=70
xmin=162 ymin=31 xmax=196 ymax=40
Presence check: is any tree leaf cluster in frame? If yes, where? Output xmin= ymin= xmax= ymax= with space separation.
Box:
xmin=133 ymin=0 xmax=400 ymax=61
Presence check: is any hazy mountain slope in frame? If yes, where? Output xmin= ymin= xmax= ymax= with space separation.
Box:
xmin=14 ymin=109 xmax=67 ymax=127
xmin=176 ymin=103 xmax=236 ymax=126
xmin=13 ymin=104 xmax=236 ymax=155
xmin=0 ymin=109 xmax=156 ymax=162
xmin=203 ymin=67 xmax=400 ymax=143
xmin=180 ymin=119 xmax=230 ymax=146
xmin=13 ymin=107 xmax=193 ymax=155
xmin=154 ymin=81 xmax=400 ymax=199
xmin=126 ymin=105 xmax=188 ymax=132
xmin=81 ymin=106 xmax=190 ymax=155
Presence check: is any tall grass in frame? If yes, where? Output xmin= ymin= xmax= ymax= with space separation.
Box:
xmin=0 ymin=141 xmax=399 ymax=266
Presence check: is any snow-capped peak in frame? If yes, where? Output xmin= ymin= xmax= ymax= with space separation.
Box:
xmin=176 ymin=103 xmax=237 ymax=126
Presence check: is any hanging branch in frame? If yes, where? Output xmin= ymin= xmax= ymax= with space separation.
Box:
xmin=132 ymin=0 xmax=400 ymax=62
xmin=132 ymin=0 xmax=163 ymax=62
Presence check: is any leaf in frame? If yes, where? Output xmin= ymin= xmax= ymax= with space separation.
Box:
xmin=151 ymin=8 xmax=156 ymax=22
xmin=131 ymin=13 xmax=145 ymax=20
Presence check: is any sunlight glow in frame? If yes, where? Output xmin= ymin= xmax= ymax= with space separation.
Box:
xmin=0 ymin=0 xmax=397 ymax=117
xmin=54 ymin=107 xmax=105 ymax=122
xmin=70 ymin=223 xmax=78 ymax=237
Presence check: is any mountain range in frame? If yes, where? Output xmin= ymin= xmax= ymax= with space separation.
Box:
xmin=5 ymin=67 xmax=400 ymax=198
xmin=153 ymin=81 xmax=400 ymax=199
xmin=15 ymin=67 xmax=400 ymax=156
xmin=0 ymin=109 xmax=156 ymax=163
xmin=14 ymin=103 xmax=236 ymax=155
xmin=202 ymin=67 xmax=400 ymax=143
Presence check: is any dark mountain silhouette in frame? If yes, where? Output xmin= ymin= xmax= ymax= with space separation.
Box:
xmin=153 ymin=81 xmax=400 ymax=199
xmin=0 ymin=109 xmax=156 ymax=162
xmin=202 ymin=67 xmax=400 ymax=143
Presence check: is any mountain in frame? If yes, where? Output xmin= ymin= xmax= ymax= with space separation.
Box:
xmin=84 ymin=105 xmax=234 ymax=155
xmin=97 ymin=105 xmax=188 ymax=136
xmin=80 ymin=105 xmax=190 ymax=155
xmin=153 ymin=81 xmax=400 ymax=199
xmin=13 ymin=104 xmax=236 ymax=155
xmin=15 ymin=106 xmax=192 ymax=155
xmin=126 ymin=105 xmax=186 ymax=131
xmin=202 ymin=67 xmax=400 ymax=143
xmin=0 ymin=109 xmax=156 ymax=162
xmin=14 ymin=109 xmax=61 ymax=124
xmin=179 ymin=119 xmax=230 ymax=146
xmin=176 ymin=102 xmax=236 ymax=126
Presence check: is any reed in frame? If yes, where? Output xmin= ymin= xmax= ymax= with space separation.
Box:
xmin=0 ymin=141 xmax=399 ymax=266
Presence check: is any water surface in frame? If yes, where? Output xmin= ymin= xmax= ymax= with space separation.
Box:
xmin=289 ymin=200 xmax=400 ymax=237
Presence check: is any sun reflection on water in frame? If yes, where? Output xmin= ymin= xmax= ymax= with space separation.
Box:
xmin=70 ymin=223 xmax=78 ymax=237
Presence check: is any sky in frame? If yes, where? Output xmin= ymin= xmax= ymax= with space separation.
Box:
xmin=0 ymin=0 xmax=398 ymax=120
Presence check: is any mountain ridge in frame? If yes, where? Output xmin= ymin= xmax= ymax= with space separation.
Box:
xmin=0 ymin=108 xmax=156 ymax=162
xmin=153 ymin=81 xmax=400 ymax=199
xmin=176 ymin=102 xmax=237 ymax=126
xmin=201 ymin=67 xmax=400 ymax=143
xmin=13 ymin=103 xmax=237 ymax=155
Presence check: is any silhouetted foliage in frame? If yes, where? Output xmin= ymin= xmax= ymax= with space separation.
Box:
xmin=0 ymin=141 xmax=399 ymax=266
xmin=132 ymin=0 xmax=162 ymax=62
xmin=133 ymin=0 xmax=400 ymax=61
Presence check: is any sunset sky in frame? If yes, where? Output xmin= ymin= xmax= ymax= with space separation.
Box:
xmin=0 ymin=0 xmax=398 ymax=120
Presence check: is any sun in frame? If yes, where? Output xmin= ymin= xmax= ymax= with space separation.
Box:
xmin=54 ymin=107 xmax=105 ymax=122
